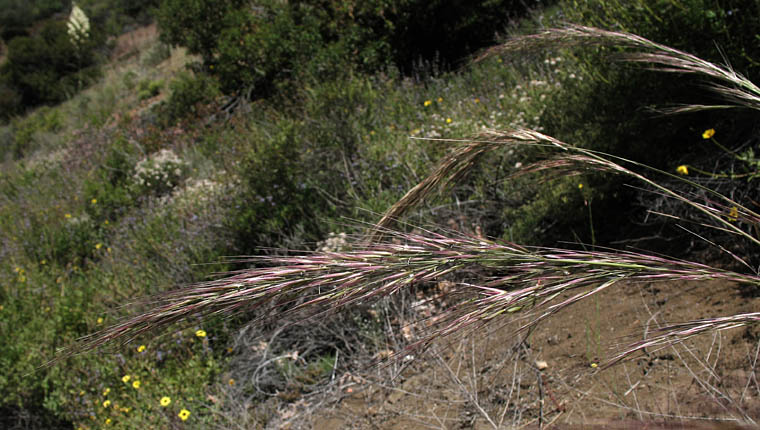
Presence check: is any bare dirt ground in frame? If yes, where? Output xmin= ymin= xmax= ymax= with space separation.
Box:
xmin=298 ymin=278 xmax=760 ymax=429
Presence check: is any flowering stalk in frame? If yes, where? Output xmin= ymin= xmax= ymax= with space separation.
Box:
xmin=68 ymin=224 xmax=760 ymax=369
xmin=67 ymin=3 xmax=90 ymax=46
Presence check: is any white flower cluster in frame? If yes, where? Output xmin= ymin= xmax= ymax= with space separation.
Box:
xmin=133 ymin=149 xmax=186 ymax=194
xmin=161 ymin=178 xmax=223 ymax=210
xmin=67 ymin=4 xmax=90 ymax=44
xmin=25 ymin=149 xmax=67 ymax=172
xmin=317 ymin=232 xmax=348 ymax=253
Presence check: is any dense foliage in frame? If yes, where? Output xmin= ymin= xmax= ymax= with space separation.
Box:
xmin=0 ymin=0 xmax=159 ymax=120
xmin=157 ymin=0 xmax=543 ymax=96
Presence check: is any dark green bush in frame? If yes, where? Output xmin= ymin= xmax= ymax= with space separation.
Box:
xmin=156 ymin=0 xmax=246 ymax=62
xmin=0 ymin=0 xmax=67 ymax=41
xmin=136 ymin=78 xmax=163 ymax=100
xmin=82 ymin=137 xmax=136 ymax=223
xmin=78 ymin=0 xmax=160 ymax=34
xmin=157 ymin=0 xmax=543 ymax=97
xmin=504 ymin=0 xmax=760 ymax=249
xmin=159 ymin=71 xmax=220 ymax=124
xmin=230 ymin=120 xmax=333 ymax=251
xmin=1 ymin=20 xmax=100 ymax=109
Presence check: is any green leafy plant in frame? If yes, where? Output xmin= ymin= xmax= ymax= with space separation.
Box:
xmin=137 ymin=79 xmax=163 ymax=101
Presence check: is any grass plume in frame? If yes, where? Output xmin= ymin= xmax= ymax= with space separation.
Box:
xmin=69 ymin=27 xmax=760 ymax=372
xmin=480 ymin=24 xmax=760 ymax=113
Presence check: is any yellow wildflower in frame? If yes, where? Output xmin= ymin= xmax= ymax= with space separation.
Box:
xmin=65 ymin=213 xmax=72 ymax=219
xmin=178 ymin=409 xmax=191 ymax=421
xmin=95 ymin=243 xmax=102 ymax=250
xmin=137 ymin=345 xmax=146 ymax=353
xmin=590 ymin=363 xmax=598 ymax=368
xmin=676 ymin=165 xmax=689 ymax=175
xmin=41 ymin=259 xmax=46 ymax=265
xmin=105 ymin=418 xmax=112 ymax=425
xmin=97 ymin=317 xmax=103 ymax=324
xmin=728 ymin=206 xmax=739 ymax=222
xmin=121 ymin=375 xmax=130 ymax=383
xmin=103 ymin=400 xmax=111 ymax=408
xmin=578 ymin=183 xmax=583 ymax=190
xmin=445 ymin=118 xmax=452 ymax=124
xmin=474 ymin=98 xmax=480 ymax=103
xmin=132 ymin=380 xmax=141 ymax=389
xmin=702 ymin=128 xmax=715 ymax=139
xmin=103 ymin=388 xmax=110 ymax=396
xmin=91 ymin=198 xmax=97 ymax=204
xmin=195 ymin=329 xmax=207 ymax=338
xmin=423 ymin=100 xmax=432 ymax=107
xmin=228 ymin=378 xmax=235 ymax=386
xmin=160 ymin=396 xmax=171 ymax=407
xmin=436 ymin=97 xmax=443 ymax=103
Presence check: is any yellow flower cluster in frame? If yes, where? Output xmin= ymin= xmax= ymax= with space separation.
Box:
xmin=195 ymin=329 xmax=207 ymax=338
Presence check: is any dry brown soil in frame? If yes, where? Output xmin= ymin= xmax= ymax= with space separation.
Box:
xmin=300 ymin=279 xmax=760 ymax=429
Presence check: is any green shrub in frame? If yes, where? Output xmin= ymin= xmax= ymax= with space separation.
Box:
xmin=122 ymin=70 xmax=138 ymax=90
xmin=0 ymin=20 xmax=101 ymax=110
xmin=229 ymin=120 xmax=331 ymax=251
xmin=0 ymin=77 xmax=22 ymax=122
xmin=4 ymin=106 xmax=64 ymax=159
xmin=0 ymin=0 xmax=66 ymax=41
xmin=140 ymin=41 xmax=171 ymax=67
xmin=157 ymin=0 xmax=543 ymax=97
xmin=83 ymin=138 xmax=137 ymax=223
xmin=137 ymin=78 xmax=163 ymax=100
xmin=159 ymin=71 xmax=220 ymax=124
xmin=485 ymin=0 xmax=760 ymax=248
